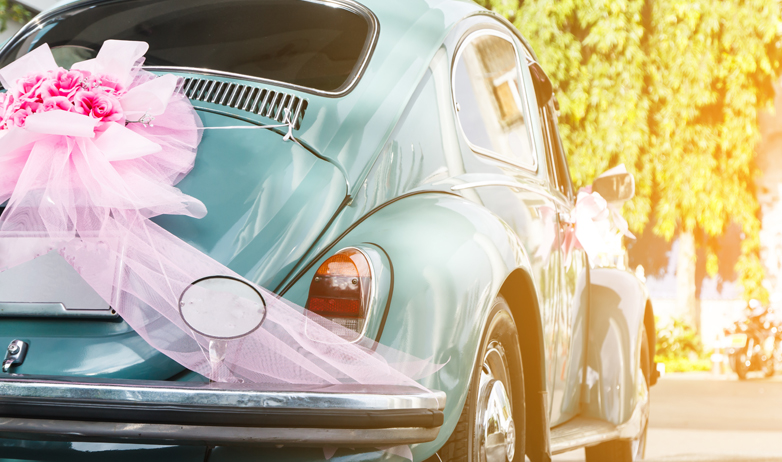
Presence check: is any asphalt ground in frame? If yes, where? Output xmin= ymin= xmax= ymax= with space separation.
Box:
xmin=553 ymin=371 xmax=782 ymax=462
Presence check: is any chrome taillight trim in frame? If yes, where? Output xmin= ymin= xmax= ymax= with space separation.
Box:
xmin=181 ymin=77 xmax=308 ymax=130
xmin=305 ymin=246 xmax=377 ymax=343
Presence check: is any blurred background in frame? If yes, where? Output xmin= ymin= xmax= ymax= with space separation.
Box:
xmin=471 ymin=0 xmax=782 ymax=460
xmin=2 ymin=0 xmax=782 ymax=460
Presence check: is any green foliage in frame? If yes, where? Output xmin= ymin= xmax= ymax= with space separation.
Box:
xmin=482 ymin=0 xmax=781 ymax=301
xmin=659 ymin=356 xmax=712 ymax=373
xmin=0 ymin=0 xmax=31 ymax=33
xmin=654 ymin=316 xmax=712 ymax=372
xmin=655 ymin=316 xmax=703 ymax=359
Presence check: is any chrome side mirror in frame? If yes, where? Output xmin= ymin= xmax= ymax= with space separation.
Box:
xmin=592 ymin=169 xmax=635 ymax=204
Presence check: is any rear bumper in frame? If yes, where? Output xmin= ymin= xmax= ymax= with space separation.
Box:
xmin=0 ymin=375 xmax=445 ymax=447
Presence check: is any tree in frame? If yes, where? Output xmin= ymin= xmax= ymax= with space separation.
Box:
xmin=480 ymin=0 xmax=780 ymax=316
xmin=0 ymin=0 xmax=31 ymax=33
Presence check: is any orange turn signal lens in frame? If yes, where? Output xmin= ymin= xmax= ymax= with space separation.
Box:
xmin=306 ymin=248 xmax=372 ymax=338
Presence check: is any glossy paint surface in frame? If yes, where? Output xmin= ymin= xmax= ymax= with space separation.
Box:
xmin=153 ymin=110 xmax=347 ymax=291
xmin=0 ymin=318 xmax=181 ymax=378
xmin=0 ymin=0 xmax=652 ymax=460
xmin=585 ymin=268 xmax=649 ymax=426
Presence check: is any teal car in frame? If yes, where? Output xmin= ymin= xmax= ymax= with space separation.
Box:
xmin=0 ymin=0 xmax=656 ymax=461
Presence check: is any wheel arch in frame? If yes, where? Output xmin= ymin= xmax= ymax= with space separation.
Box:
xmin=280 ymin=192 xmax=537 ymax=461
xmin=499 ymin=268 xmax=549 ymax=462
xmin=586 ymin=268 xmax=652 ymax=427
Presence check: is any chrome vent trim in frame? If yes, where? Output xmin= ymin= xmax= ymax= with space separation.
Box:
xmin=182 ymin=77 xmax=307 ymax=130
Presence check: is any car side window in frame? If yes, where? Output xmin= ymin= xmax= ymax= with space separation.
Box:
xmin=541 ymin=106 xmax=574 ymax=200
xmin=452 ymin=30 xmax=537 ymax=171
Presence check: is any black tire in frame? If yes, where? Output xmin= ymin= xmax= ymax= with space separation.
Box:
xmin=585 ymin=324 xmax=651 ymax=462
xmin=735 ymin=351 xmax=748 ymax=380
xmin=764 ymin=362 xmax=775 ymax=378
xmin=438 ymin=296 xmax=525 ymax=462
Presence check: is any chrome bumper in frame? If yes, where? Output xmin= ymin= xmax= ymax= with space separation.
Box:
xmin=0 ymin=375 xmax=446 ymax=447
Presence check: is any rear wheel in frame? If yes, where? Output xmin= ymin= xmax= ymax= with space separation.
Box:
xmin=585 ymin=324 xmax=651 ymax=461
xmin=438 ymin=296 xmax=525 ymax=462
xmin=735 ymin=350 xmax=749 ymax=380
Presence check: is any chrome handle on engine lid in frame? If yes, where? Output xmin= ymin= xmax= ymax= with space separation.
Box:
xmin=3 ymin=339 xmax=28 ymax=373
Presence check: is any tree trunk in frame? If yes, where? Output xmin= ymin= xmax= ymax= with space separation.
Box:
xmin=676 ymin=230 xmax=700 ymax=334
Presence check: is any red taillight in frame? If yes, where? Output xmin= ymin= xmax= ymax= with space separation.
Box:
xmin=306 ymin=248 xmax=371 ymax=340
xmin=308 ymin=297 xmax=361 ymax=317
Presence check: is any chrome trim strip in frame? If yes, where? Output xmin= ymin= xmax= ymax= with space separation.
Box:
xmin=219 ymin=83 xmax=233 ymax=105
xmin=197 ymin=79 xmax=211 ymax=100
xmin=242 ymin=87 xmax=256 ymax=111
xmin=227 ymin=84 xmax=240 ymax=107
xmin=451 ymin=29 xmax=539 ymax=173
xmin=234 ymin=86 xmax=248 ymax=109
xmin=293 ymin=97 xmax=305 ymax=123
xmin=0 ymin=0 xmax=377 ymax=99
xmin=137 ymin=0 xmax=380 ymax=98
xmin=0 ymin=375 xmax=446 ymax=411
xmin=0 ymin=418 xmax=441 ymax=447
xmin=268 ymin=92 xmax=281 ymax=118
xmin=250 ymin=88 xmax=264 ymax=113
xmin=211 ymin=81 xmax=225 ymax=103
xmin=285 ymin=95 xmax=296 ymax=118
xmin=183 ymin=78 xmax=197 ymax=94
xmin=451 ymin=180 xmax=558 ymax=202
xmin=0 ymin=303 xmax=118 ymax=319
xmin=259 ymin=90 xmax=273 ymax=116
xmin=274 ymin=94 xmax=287 ymax=120
xmin=181 ymin=77 xmax=306 ymax=129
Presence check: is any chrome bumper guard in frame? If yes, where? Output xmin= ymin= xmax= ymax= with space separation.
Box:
xmin=0 ymin=375 xmax=446 ymax=447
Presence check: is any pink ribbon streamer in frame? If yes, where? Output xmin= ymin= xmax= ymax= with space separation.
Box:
xmin=536 ymin=187 xmax=634 ymax=266
xmin=0 ymin=41 xmax=437 ymax=387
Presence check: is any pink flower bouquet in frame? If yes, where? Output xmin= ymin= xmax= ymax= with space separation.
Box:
xmin=0 ymin=68 xmax=125 ymax=129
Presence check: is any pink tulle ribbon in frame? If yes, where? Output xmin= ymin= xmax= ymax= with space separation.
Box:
xmin=536 ymin=187 xmax=634 ymax=266
xmin=0 ymin=41 xmax=436 ymax=387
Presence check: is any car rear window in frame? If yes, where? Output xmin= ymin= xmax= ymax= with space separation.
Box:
xmin=0 ymin=0 xmax=375 ymax=94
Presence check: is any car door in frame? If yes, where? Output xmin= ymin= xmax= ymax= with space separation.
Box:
xmin=449 ymin=24 xmax=564 ymax=412
xmin=538 ymin=102 xmax=590 ymax=426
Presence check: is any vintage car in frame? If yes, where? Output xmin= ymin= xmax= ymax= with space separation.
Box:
xmin=0 ymin=0 xmax=656 ymax=461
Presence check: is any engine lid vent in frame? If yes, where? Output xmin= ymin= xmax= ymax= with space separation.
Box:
xmin=182 ymin=77 xmax=307 ymax=130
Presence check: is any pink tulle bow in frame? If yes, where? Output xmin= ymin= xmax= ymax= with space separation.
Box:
xmin=0 ymin=41 xmax=437 ymax=388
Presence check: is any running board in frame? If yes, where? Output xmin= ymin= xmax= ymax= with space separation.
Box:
xmin=549 ymin=417 xmax=619 ymax=454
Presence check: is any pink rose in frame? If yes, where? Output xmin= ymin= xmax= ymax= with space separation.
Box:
xmin=0 ymin=92 xmax=13 ymax=112
xmin=89 ymin=74 xmax=124 ymax=95
xmin=38 ymin=79 xmax=60 ymax=100
xmin=73 ymin=90 xmax=123 ymax=122
xmin=17 ymin=99 xmax=42 ymax=114
xmin=13 ymin=72 xmax=46 ymax=103
xmin=54 ymin=69 xmax=86 ymax=98
xmin=6 ymin=106 xmax=32 ymax=128
xmin=42 ymin=96 xmax=74 ymax=113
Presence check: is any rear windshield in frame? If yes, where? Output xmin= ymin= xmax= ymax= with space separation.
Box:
xmin=0 ymin=0 xmax=374 ymax=94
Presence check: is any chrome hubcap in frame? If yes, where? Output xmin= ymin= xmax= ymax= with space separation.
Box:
xmin=476 ymin=342 xmax=515 ymax=462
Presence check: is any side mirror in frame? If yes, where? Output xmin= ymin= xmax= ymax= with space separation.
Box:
xmin=592 ymin=170 xmax=635 ymax=204
xmin=527 ymin=59 xmax=553 ymax=107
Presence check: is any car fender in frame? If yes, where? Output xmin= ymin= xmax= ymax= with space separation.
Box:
xmin=585 ymin=267 xmax=653 ymax=435
xmin=284 ymin=191 xmax=536 ymax=459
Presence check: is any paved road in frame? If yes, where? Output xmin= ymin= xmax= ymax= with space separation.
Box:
xmin=553 ymin=372 xmax=782 ymax=461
